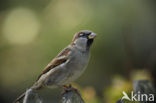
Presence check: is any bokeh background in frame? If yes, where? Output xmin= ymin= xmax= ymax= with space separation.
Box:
xmin=0 ymin=0 xmax=156 ymax=103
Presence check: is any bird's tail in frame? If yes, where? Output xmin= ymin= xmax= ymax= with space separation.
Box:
xmin=13 ymin=83 xmax=42 ymax=103
xmin=13 ymin=92 xmax=25 ymax=103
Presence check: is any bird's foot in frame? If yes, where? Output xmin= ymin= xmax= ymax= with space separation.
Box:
xmin=62 ymin=84 xmax=81 ymax=96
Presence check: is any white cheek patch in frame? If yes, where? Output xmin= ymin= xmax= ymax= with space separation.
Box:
xmin=74 ymin=38 xmax=88 ymax=50
xmin=75 ymin=38 xmax=87 ymax=45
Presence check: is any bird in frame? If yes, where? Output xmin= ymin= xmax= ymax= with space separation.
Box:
xmin=13 ymin=30 xmax=96 ymax=103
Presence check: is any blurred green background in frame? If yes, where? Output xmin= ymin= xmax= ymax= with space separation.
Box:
xmin=0 ymin=0 xmax=156 ymax=103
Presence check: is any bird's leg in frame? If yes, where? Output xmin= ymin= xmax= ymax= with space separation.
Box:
xmin=63 ymin=85 xmax=69 ymax=89
xmin=62 ymin=85 xmax=72 ymax=91
xmin=71 ymin=87 xmax=81 ymax=96
xmin=63 ymin=84 xmax=81 ymax=96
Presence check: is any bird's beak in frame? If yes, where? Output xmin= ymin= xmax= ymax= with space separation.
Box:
xmin=88 ymin=33 xmax=96 ymax=39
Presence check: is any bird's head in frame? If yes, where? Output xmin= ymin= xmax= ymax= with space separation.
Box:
xmin=71 ymin=30 xmax=96 ymax=51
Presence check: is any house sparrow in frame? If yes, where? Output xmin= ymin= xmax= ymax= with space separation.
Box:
xmin=13 ymin=30 xmax=96 ymax=103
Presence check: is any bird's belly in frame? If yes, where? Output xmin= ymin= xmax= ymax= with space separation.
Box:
xmin=43 ymin=53 xmax=89 ymax=87
xmin=62 ymin=55 xmax=89 ymax=84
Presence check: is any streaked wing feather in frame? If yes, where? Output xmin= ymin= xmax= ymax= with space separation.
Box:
xmin=36 ymin=47 xmax=71 ymax=81
xmin=56 ymin=47 xmax=71 ymax=57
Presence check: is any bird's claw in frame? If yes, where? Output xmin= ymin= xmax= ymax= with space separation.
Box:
xmin=62 ymin=84 xmax=81 ymax=96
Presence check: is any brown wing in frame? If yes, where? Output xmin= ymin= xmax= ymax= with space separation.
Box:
xmin=56 ymin=47 xmax=71 ymax=57
xmin=36 ymin=47 xmax=71 ymax=81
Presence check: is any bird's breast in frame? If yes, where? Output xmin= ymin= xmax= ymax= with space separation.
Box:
xmin=64 ymin=50 xmax=90 ymax=83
